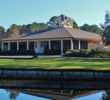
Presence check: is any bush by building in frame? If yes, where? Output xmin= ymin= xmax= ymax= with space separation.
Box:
xmin=0 ymin=50 xmax=35 ymax=56
xmin=65 ymin=49 xmax=110 ymax=58
xmin=44 ymin=49 xmax=61 ymax=55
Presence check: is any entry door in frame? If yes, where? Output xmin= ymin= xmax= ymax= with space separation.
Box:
xmin=39 ymin=42 xmax=45 ymax=53
xmin=34 ymin=42 xmax=39 ymax=53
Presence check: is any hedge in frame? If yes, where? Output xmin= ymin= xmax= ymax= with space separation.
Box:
xmin=0 ymin=50 xmax=35 ymax=56
xmin=65 ymin=49 xmax=110 ymax=58
xmin=44 ymin=49 xmax=61 ymax=55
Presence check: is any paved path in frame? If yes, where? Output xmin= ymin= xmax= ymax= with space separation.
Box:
xmin=0 ymin=55 xmax=109 ymax=59
xmin=0 ymin=56 xmax=33 ymax=59
xmin=38 ymin=55 xmax=110 ymax=59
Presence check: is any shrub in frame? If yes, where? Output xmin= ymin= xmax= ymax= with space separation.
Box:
xmin=0 ymin=50 xmax=35 ymax=56
xmin=91 ymin=53 xmax=110 ymax=58
xmin=89 ymin=49 xmax=110 ymax=58
xmin=65 ymin=49 xmax=110 ymax=58
xmin=44 ymin=49 xmax=61 ymax=55
xmin=95 ymin=47 xmax=103 ymax=51
xmin=78 ymin=50 xmax=90 ymax=57
xmin=65 ymin=50 xmax=90 ymax=57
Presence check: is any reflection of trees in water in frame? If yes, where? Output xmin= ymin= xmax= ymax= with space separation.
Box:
xmin=9 ymin=90 xmax=19 ymax=100
xmin=6 ymin=90 xmax=19 ymax=100
xmin=101 ymin=90 xmax=110 ymax=100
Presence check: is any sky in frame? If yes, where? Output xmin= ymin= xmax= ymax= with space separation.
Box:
xmin=0 ymin=0 xmax=110 ymax=30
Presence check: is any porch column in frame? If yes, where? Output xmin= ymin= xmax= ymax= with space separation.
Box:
xmin=27 ymin=41 xmax=29 ymax=50
xmin=71 ymin=91 xmax=73 ymax=94
xmin=61 ymin=40 xmax=63 ymax=55
xmin=17 ymin=42 xmax=19 ymax=50
xmin=88 ymin=41 xmax=89 ymax=50
xmin=49 ymin=40 xmax=51 ymax=50
xmin=71 ymin=39 xmax=73 ymax=50
xmin=38 ymin=41 xmax=40 ymax=53
xmin=1 ymin=42 xmax=3 ymax=51
xmin=100 ymin=41 xmax=102 ymax=44
xmin=8 ymin=42 xmax=10 ymax=51
xmin=79 ymin=40 xmax=80 ymax=50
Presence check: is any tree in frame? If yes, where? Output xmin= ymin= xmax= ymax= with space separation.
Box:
xmin=65 ymin=17 xmax=73 ymax=27
xmin=73 ymin=21 xmax=80 ymax=29
xmin=102 ymin=25 xmax=110 ymax=46
xmin=39 ymin=23 xmax=48 ymax=30
xmin=6 ymin=24 xmax=20 ymax=37
xmin=32 ymin=22 xmax=40 ymax=31
xmin=20 ymin=25 xmax=26 ymax=35
xmin=5 ymin=22 xmax=49 ymax=37
xmin=80 ymin=23 xmax=90 ymax=31
xmin=0 ymin=26 xmax=6 ymax=38
xmin=89 ymin=25 xmax=102 ymax=34
xmin=80 ymin=24 xmax=102 ymax=34
xmin=49 ymin=16 xmax=61 ymax=26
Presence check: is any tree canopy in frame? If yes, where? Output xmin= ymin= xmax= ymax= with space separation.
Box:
xmin=102 ymin=25 xmax=110 ymax=45
xmin=0 ymin=20 xmax=102 ymax=39
xmin=0 ymin=22 xmax=49 ymax=39
xmin=73 ymin=21 xmax=80 ymax=29
xmin=0 ymin=26 xmax=6 ymax=39
xmin=80 ymin=24 xmax=102 ymax=34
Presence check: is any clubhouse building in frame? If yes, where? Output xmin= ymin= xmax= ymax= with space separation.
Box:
xmin=1 ymin=14 xmax=102 ymax=55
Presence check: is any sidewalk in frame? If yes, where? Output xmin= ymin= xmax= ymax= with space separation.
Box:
xmin=38 ymin=55 xmax=110 ymax=59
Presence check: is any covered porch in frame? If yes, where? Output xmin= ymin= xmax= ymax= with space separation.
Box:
xmin=1 ymin=38 xmax=101 ymax=55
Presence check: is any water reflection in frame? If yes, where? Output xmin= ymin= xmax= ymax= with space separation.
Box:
xmin=0 ymin=89 xmax=103 ymax=100
xmin=101 ymin=90 xmax=110 ymax=100
xmin=0 ymin=80 xmax=110 ymax=90
xmin=8 ymin=90 xmax=19 ymax=100
xmin=76 ymin=92 xmax=103 ymax=100
xmin=0 ymin=89 xmax=50 ymax=100
xmin=0 ymin=80 xmax=109 ymax=100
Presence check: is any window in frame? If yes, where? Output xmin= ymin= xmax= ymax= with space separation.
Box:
xmin=80 ymin=40 xmax=88 ymax=49
xmin=19 ymin=42 xmax=26 ymax=50
xmin=51 ymin=40 xmax=61 ymax=51
xmin=29 ymin=42 xmax=34 ymax=50
xmin=63 ymin=40 xmax=71 ymax=52
xmin=73 ymin=40 xmax=78 ymax=49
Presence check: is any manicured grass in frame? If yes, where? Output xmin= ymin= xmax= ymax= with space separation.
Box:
xmin=0 ymin=58 xmax=110 ymax=70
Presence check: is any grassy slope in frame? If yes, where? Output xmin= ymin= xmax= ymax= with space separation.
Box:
xmin=0 ymin=58 xmax=109 ymax=70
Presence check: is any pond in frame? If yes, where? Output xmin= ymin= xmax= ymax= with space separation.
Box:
xmin=0 ymin=89 xmax=50 ymax=100
xmin=0 ymin=80 xmax=108 ymax=100
xmin=75 ymin=92 xmax=103 ymax=100
xmin=0 ymin=89 xmax=104 ymax=100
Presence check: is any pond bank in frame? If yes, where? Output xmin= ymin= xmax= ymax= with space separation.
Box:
xmin=0 ymin=80 xmax=109 ymax=90
xmin=0 ymin=68 xmax=110 ymax=80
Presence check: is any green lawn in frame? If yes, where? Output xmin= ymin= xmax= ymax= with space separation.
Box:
xmin=0 ymin=58 xmax=110 ymax=70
